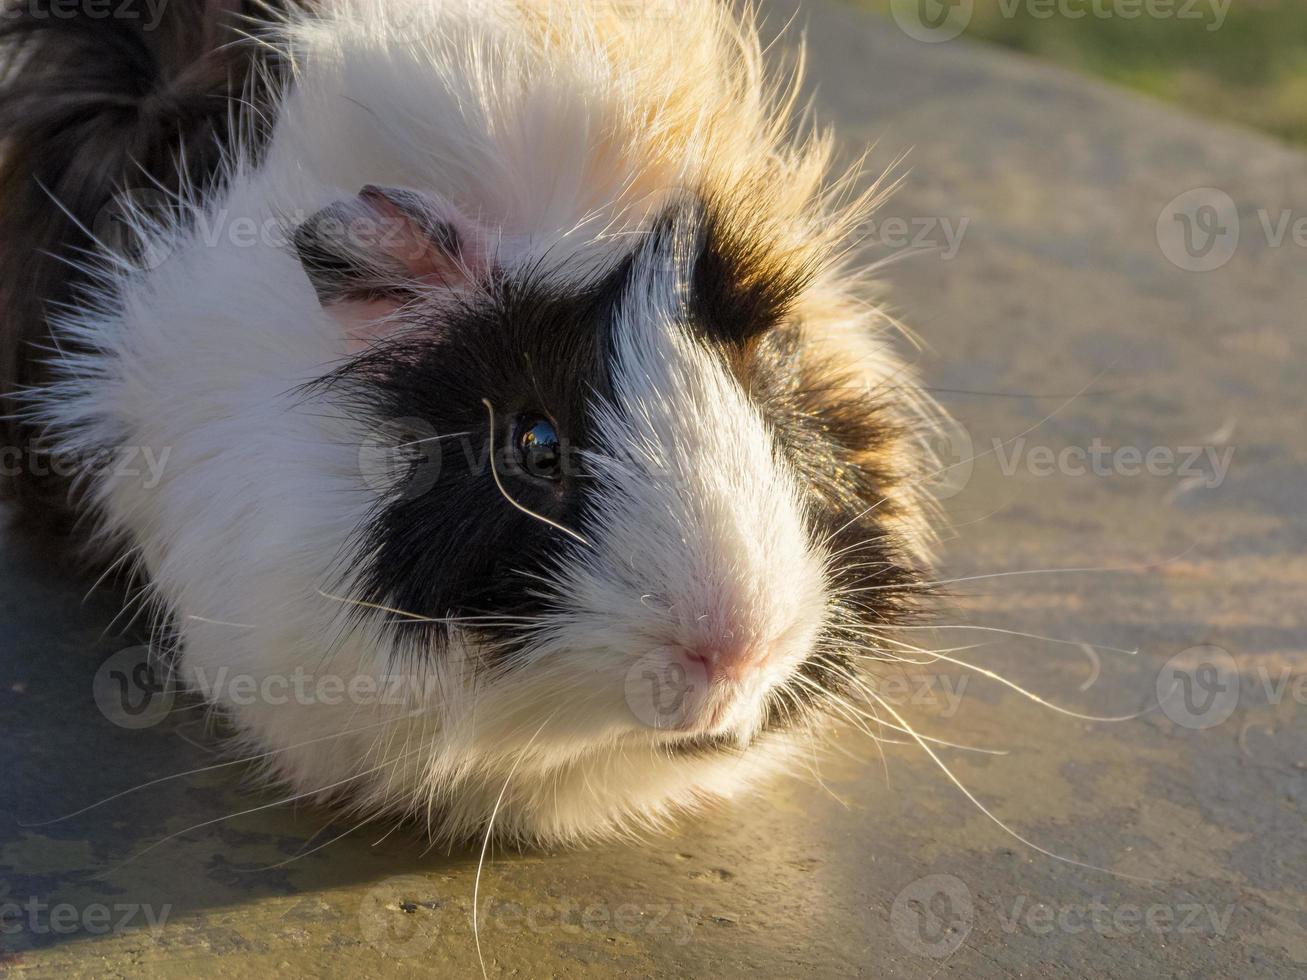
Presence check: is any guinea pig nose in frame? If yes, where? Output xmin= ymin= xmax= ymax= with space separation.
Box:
xmin=679 ymin=642 xmax=770 ymax=684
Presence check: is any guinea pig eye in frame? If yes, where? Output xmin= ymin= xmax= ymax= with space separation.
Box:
xmin=513 ymin=414 xmax=563 ymax=481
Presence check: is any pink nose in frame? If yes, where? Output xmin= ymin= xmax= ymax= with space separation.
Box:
xmin=678 ymin=642 xmax=769 ymax=684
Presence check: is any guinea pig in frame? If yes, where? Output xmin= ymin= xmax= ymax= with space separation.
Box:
xmin=0 ymin=0 xmax=940 ymax=844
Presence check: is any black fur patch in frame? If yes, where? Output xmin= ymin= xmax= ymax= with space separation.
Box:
xmin=641 ymin=195 xmax=816 ymax=351
xmin=309 ymin=260 xmax=632 ymax=668
xmin=689 ymin=199 xmax=816 ymax=348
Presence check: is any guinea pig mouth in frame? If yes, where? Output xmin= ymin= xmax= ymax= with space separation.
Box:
xmin=651 ymin=681 xmax=782 ymax=756
xmin=623 ymin=643 xmax=787 ymax=743
xmin=674 ymin=687 xmax=735 ymax=735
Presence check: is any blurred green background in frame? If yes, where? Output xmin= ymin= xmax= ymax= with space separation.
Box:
xmin=857 ymin=0 xmax=1307 ymax=145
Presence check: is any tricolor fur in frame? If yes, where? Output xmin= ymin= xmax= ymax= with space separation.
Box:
xmin=3 ymin=0 xmax=940 ymax=843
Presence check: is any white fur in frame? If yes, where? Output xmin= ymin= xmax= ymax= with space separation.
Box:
xmin=33 ymin=0 xmax=932 ymax=843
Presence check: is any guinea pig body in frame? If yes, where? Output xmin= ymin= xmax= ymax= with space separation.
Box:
xmin=4 ymin=0 xmax=938 ymax=843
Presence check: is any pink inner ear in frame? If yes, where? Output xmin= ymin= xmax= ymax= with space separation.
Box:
xmin=357 ymin=185 xmax=491 ymax=292
xmin=320 ymin=186 xmax=496 ymax=352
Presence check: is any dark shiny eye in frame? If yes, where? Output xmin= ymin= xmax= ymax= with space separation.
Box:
xmin=514 ymin=414 xmax=563 ymax=481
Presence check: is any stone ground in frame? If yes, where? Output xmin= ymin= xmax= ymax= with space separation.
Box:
xmin=2 ymin=1 xmax=1306 ymax=976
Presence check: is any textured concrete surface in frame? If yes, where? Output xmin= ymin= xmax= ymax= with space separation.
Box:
xmin=3 ymin=1 xmax=1306 ymax=976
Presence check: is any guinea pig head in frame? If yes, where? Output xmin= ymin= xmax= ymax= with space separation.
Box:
xmin=295 ymin=190 xmax=927 ymax=828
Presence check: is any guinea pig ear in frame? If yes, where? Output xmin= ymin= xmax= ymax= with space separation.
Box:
xmin=293 ymin=185 xmax=494 ymax=349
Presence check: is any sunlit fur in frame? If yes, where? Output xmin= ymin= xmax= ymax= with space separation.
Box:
xmin=25 ymin=0 xmax=940 ymax=844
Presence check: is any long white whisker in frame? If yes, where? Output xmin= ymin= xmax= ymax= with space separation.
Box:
xmin=393 ymin=430 xmax=472 ymax=449
xmin=236 ymin=815 xmax=376 ymax=872
xmin=794 ymin=671 xmax=1005 ymax=755
xmin=187 ymin=614 xmax=259 ymax=629
xmin=901 ymin=649 xmax=1144 ymax=723
xmin=23 ymin=714 xmax=415 ymax=827
xmin=317 ymin=589 xmax=536 ymax=625
xmin=475 ymin=715 xmax=556 ymax=980
xmin=876 ymin=623 xmax=1138 ymax=657
xmin=838 ymin=547 xmax=1197 ymax=595
xmin=102 ymin=746 xmax=426 ymax=877
xmin=824 ymin=353 xmax=1133 ymax=550
xmin=482 ymin=398 xmax=589 ymax=547
xmin=863 ymin=688 xmax=1158 ymax=883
